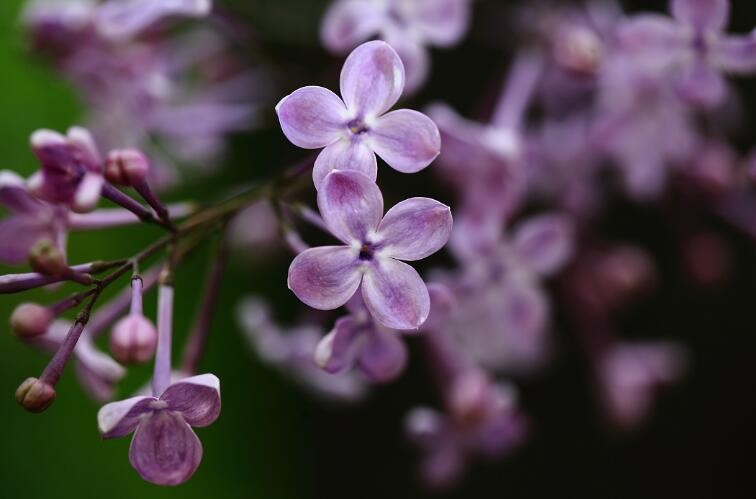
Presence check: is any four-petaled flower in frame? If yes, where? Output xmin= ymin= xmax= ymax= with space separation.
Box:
xmin=288 ymin=169 xmax=452 ymax=330
xmin=98 ymin=374 xmax=221 ymax=486
xmin=276 ymin=40 xmax=441 ymax=189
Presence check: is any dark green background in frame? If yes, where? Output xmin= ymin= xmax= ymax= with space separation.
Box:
xmin=1 ymin=1 xmax=756 ymax=498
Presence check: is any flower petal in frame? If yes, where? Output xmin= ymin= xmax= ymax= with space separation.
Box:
xmin=671 ymin=0 xmax=729 ymax=32
xmin=358 ymin=327 xmax=408 ymax=382
xmin=512 ymin=214 xmax=575 ymax=277
xmin=616 ymin=15 xmax=687 ymax=65
xmin=362 ymin=259 xmax=430 ymax=330
xmin=97 ymin=396 xmax=155 ymax=438
xmin=0 ymin=171 xmax=45 ymax=214
xmin=370 ymin=109 xmax=441 ymax=173
xmin=275 ymin=86 xmax=348 ymax=149
xmin=314 ymin=316 xmax=363 ymax=373
xmin=288 ymin=246 xmax=362 ymax=310
xmin=160 ymin=374 xmax=221 ymax=427
xmin=320 ymin=0 xmax=385 ymax=53
xmin=714 ymin=34 xmax=756 ymax=74
xmin=340 ymin=40 xmax=405 ymax=118
xmin=96 ymin=0 xmax=211 ymax=41
xmin=403 ymin=0 xmax=470 ymax=47
xmin=72 ymin=172 xmax=104 ymax=213
xmin=129 ymin=411 xmax=203 ymax=486
xmin=317 ymin=169 xmax=384 ymax=243
xmin=377 ymin=197 xmax=452 ymax=261
xmin=0 ymin=215 xmax=50 ymax=265
xmin=383 ymin=29 xmax=431 ymax=95
xmin=677 ymin=60 xmax=727 ymax=107
xmin=312 ymin=139 xmax=377 ymax=189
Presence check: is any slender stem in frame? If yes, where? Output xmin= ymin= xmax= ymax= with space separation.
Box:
xmin=491 ymin=51 xmax=544 ymax=130
xmin=101 ymin=183 xmax=160 ymax=226
xmin=68 ymin=203 xmax=194 ymax=230
xmin=152 ymin=284 xmax=174 ymax=396
xmin=130 ymin=276 xmax=143 ymax=316
xmin=132 ymin=179 xmax=177 ymax=232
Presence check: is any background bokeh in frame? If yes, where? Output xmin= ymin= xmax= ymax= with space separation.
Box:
xmin=1 ymin=1 xmax=756 ymax=498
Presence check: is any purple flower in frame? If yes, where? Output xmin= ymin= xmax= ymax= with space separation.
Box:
xmin=27 ymin=127 xmax=104 ymax=213
xmin=95 ymin=0 xmax=212 ymax=41
xmin=617 ymin=0 xmax=756 ymax=107
xmin=314 ymin=295 xmax=408 ymax=383
xmin=237 ymin=297 xmax=368 ymax=402
xmin=287 ymin=169 xmax=452 ymax=330
xmin=321 ymin=0 xmax=471 ymax=93
xmin=97 ymin=374 xmax=221 ymax=485
xmin=276 ymin=40 xmax=441 ymax=188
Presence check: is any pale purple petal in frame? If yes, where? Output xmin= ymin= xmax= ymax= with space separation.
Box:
xmin=714 ymin=34 xmax=756 ymax=74
xmin=370 ymin=109 xmax=441 ymax=173
xmin=406 ymin=0 xmax=470 ymax=47
xmin=677 ymin=60 xmax=727 ymax=107
xmin=97 ymin=396 xmax=155 ymax=438
xmin=358 ymin=328 xmax=408 ymax=382
xmin=671 ymin=0 xmax=729 ymax=32
xmin=512 ymin=214 xmax=575 ymax=277
xmin=383 ymin=29 xmax=431 ymax=95
xmin=96 ymin=0 xmax=211 ymax=41
xmin=72 ymin=171 xmax=104 ymax=213
xmin=129 ymin=411 xmax=203 ymax=486
xmin=0 ymin=215 xmax=50 ymax=265
xmin=312 ymin=138 xmax=377 ymax=189
xmin=320 ymin=0 xmax=385 ymax=53
xmin=288 ymin=246 xmax=362 ymax=310
xmin=340 ymin=40 xmax=405 ymax=118
xmin=160 ymin=374 xmax=221 ymax=427
xmin=275 ymin=86 xmax=348 ymax=149
xmin=313 ymin=316 xmax=362 ymax=373
xmin=362 ymin=259 xmax=430 ymax=330
xmin=317 ymin=169 xmax=384 ymax=243
xmin=377 ymin=198 xmax=452 ymax=261
xmin=616 ymin=15 xmax=687 ymax=64
xmin=0 ymin=171 xmax=45 ymax=214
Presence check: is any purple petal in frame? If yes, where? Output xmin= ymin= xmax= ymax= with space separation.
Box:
xmin=97 ymin=396 xmax=155 ymax=438
xmin=512 ymin=214 xmax=575 ymax=277
xmin=370 ymin=109 xmax=440 ymax=173
xmin=340 ymin=40 xmax=405 ymax=118
xmin=288 ymin=246 xmax=362 ymax=310
xmin=405 ymin=0 xmax=470 ymax=47
xmin=0 ymin=171 xmax=45 ymax=214
xmin=677 ymin=60 xmax=727 ymax=107
xmin=72 ymin=171 xmax=104 ymax=213
xmin=129 ymin=411 xmax=203 ymax=486
xmin=96 ymin=0 xmax=211 ymax=40
xmin=320 ymin=0 xmax=384 ymax=53
xmin=362 ymin=259 xmax=430 ymax=330
xmin=377 ymin=198 xmax=452 ymax=261
xmin=358 ymin=327 xmax=408 ymax=382
xmin=275 ymin=86 xmax=348 ymax=149
xmin=0 ymin=215 xmax=50 ymax=265
xmin=75 ymin=338 xmax=126 ymax=402
xmin=312 ymin=139 xmax=377 ymax=189
xmin=383 ymin=30 xmax=430 ymax=95
xmin=616 ymin=15 xmax=686 ymax=64
xmin=160 ymin=374 xmax=221 ymax=427
xmin=671 ymin=0 xmax=729 ymax=32
xmin=317 ymin=169 xmax=384 ymax=243
xmin=314 ymin=316 xmax=363 ymax=373
xmin=714 ymin=34 xmax=756 ymax=74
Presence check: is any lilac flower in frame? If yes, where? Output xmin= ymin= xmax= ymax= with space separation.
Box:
xmin=321 ymin=0 xmax=471 ymax=93
xmin=95 ymin=0 xmax=212 ymax=41
xmin=597 ymin=341 xmax=689 ymax=430
xmin=110 ymin=276 xmax=158 ymax=365
xmin=237 ymin=297 xmax=367 ymax=402
xmin=97 ymin=374 xmax=221 ymax=485
xmin=287 ymin=169 xmax=452 ymax=330
xmin=27 ymin=127 xmax=104 ymax=213
xmin=276 ymin=40 xmax=441 ymax=188
xmin=617 ymin=0 xmax=756 ymax=107
xmin=315 ymin=294 xmax=408 ymax=383
xmin=405 ymin=374 xmax=528 ymax=488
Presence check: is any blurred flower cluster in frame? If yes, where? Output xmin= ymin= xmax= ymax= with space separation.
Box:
xmin=1 ymin=0 xmax=755 ymax=491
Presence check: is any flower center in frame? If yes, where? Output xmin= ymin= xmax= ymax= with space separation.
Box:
xmin=358 ymin=243 xmax=375 ymax=261
xmin=347 ymin=118 xmax=369 ymax=135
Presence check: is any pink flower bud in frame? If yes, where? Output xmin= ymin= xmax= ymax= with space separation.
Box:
xmin=448 ymin=371 xmax=491 ymax=426
xmin=16 ymin=377 xmax=56 ymax=413
xmin=104 ymin=149 xmax=150 ymax=187
xmin=10 ymin=303 xmax=53 ymax=339
xmin=28 ymin=239 xmax=68 ymax=276
xmin=110 ymin=315 xmax=157 ymax=365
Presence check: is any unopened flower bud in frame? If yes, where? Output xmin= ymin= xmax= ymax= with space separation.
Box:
xmin=105 ymin=149 xmax=150 ymax=187
xmin=448 ymin=371 xmax=491 ymax=425
xmin=110 ymin=315 xmax=157 ymax=364
xmin=16 ymin=377 xmax=56 ymax=413
xmin=10 ymin=303 xmax=53 ymax=339
xmin=29 ymin=239 xmax=68 ymax=276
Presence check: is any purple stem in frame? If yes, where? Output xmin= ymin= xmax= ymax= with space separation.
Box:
xmin=101 ymin=183 xmax=157 ymax=225
xmin=133 ymin=179 xmax=176 ymax=231
xmin=0 ymin=263 xmax=95 ymax=294
xmin=38 ymin=321 xmax=86 ymax=387
xmin=130 ymin=276 xmax=143 ymax=316
xmin=491 ymin=51 xmax=544 ymax=130
xmin=68 ymin=203 xmax=194 ymax=230
xmin=152 ymin=284 xmax=174 ymax=396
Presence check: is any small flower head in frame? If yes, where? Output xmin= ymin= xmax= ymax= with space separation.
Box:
xmin=287 ymin=169 xmax=452 ymax=330
xmin=98 ymin=374 xmax=221 ymax=486
xmin=16 ymin=377 xmax=56 ymax=413
xmin=110 ymin=315 xmax=158 ymax=365
xmin=104 ymin=149 xmax=150 ymax=187
xmin=10 ymin=303 xmax=53 ymax=339
xmin=276 ymin=41 xmax=441 ymax=188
